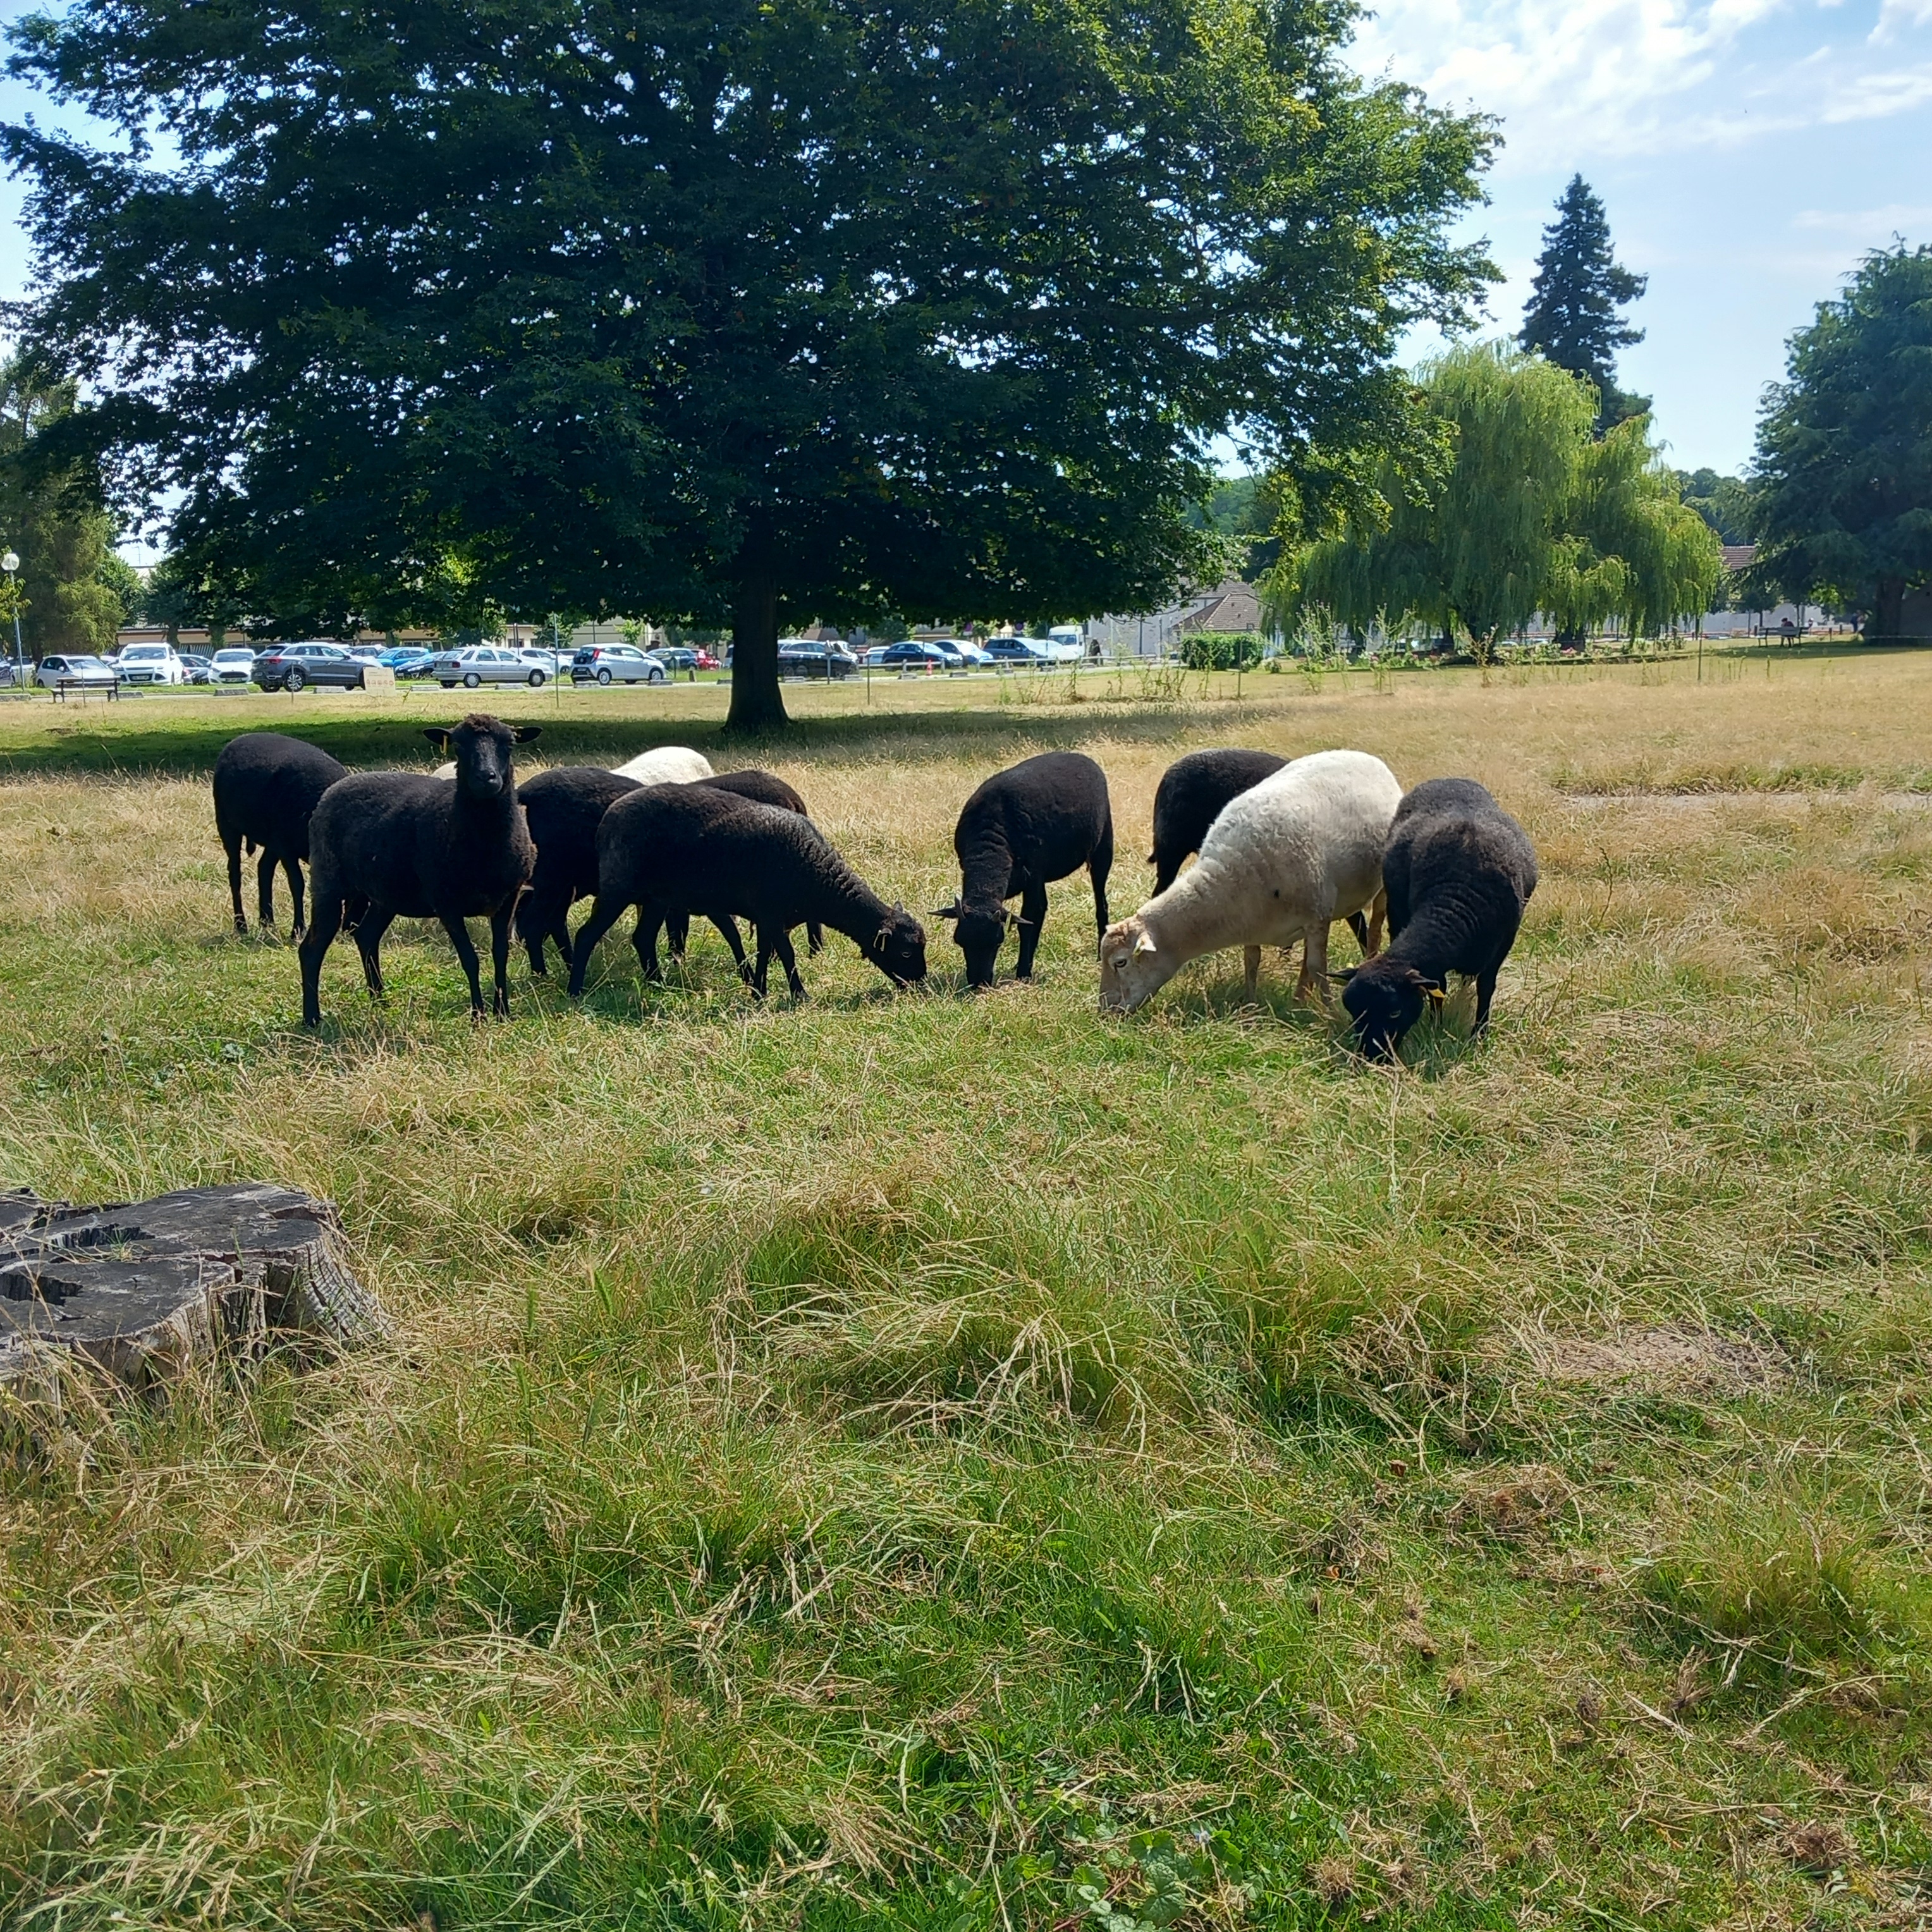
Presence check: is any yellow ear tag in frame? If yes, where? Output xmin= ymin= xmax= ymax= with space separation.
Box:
xmin=1426 ymin=986 xmax=1446 ymax=1012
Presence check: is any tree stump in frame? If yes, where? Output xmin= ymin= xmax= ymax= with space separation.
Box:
xmin=0 ymin=1181 xmax=387 ymax=1410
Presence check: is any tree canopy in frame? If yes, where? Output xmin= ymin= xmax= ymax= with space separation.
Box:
xmin=4 ymin=0 xmax=1496 ymax=728
xmin=1519 ymin=175 xmax=1648 ymax=431
xmin=1272 ymin=343 xmax=1721 ymax=659
xmin=1673 ymin=468 xmax=1756 ymax=546
xmin=1747 ymin=244 xmax=1932 ymax=639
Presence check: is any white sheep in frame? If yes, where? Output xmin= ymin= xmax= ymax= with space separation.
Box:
xmin=436 ymin=744 xmax=714 ymax=784
xmin=1097 ymin=749 xmax=1402 ymax=1013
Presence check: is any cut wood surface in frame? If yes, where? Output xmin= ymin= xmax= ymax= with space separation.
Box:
xmin=0 ymin=1181 xmax=386 ymax=1404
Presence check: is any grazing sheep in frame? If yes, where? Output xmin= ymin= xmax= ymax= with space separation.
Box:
xmin=1339 ymin=778 xmax=1538 ymax=1060
xmin=567 ymin=783 xmax=925 ymax=1000
xmin=514 ymin=765 xmax=641 ymax=975
xmin=300 ymin=715 xmax=540 ymax=1027
xmin=1097 ymin=749 xmax=1402 ymax=1014
xmin=612 ymin=745 xmax=714 ymax=785
xmin=936 ymin=751 xmax=1113 ymax=987
xmin=211 ymin=732 xmax=348 ymax=938
xmin=677 ymin=769 xmax=822 ymax=957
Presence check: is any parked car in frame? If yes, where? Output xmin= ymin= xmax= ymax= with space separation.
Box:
xmin=114 ymin=642 xmax=185 ymax=686
xmin=950 ymin=640 xmax=993 ymax=666
xmin=693 ymin=647 xmax=721 ymax=670
xmin=377 ymin=645 xmax=436 ymax=676
xmin=177 ymin=652 xmax=214 ymax=685
xmin=876 ymin=640 xmax=957 ymax=669
xmin=649 ymin=646 xmax=705 ymax=676
xmin=516 ymin=647 xmax=569 ymax=679
xmin=572 ymin=642 xmax=666 ymax=685
xmin=431 ymin=644 xmax=553 ymax=688
xmin=982 ymin=637 xmax=1053 ymax=664
xmin=252 ymin=641 xmax=370 ymax=692
xmin=34 ymin=654 xmax=119 ymax=690
xmin=777 ymin=639 xmax=858 ymax=680
xmin=209 ymin=647 xmax=259 ymax=685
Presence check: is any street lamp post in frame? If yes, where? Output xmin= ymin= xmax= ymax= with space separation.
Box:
xmin=1 ymin=551 xmax=21 ymax=688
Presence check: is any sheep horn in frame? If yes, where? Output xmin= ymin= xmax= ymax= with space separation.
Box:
xmin=1426 ymin=986 xmax=1447 ymax=1012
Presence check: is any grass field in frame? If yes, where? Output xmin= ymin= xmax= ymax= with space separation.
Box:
xmin=3 ymin=645 xmax=1932 ymax=1929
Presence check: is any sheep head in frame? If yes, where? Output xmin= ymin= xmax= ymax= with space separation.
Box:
xmin=1097 ymin=915 xmax=1175 ymax=1014
xmin=424 ymin=716 xmax=539 ymax=801
xmin=931 ymin=895 xmax=1008 ymax=988
xmin=867 ymin=902 xmax=928 ymax=987
xmin=1338 ymin=957 xmax=1443 ymax=1060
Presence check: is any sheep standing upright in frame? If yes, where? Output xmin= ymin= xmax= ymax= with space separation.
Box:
xmin=568 ymin=784 xmax=925 ymax=1001
xmin=300 ymin=715 xmax=540 ymax=1027
xmin=938 ymin=751 xmax=1113 ymax=987
xmin=676 ymin=769 xmax=822 ymax=957
xmin=211 ymin=732 xmax=348 ymax=937
xmin=515 ymin=766 xmax=641 ymax=974
xmin=1340 ymin=778 xmax=1538 ymax=1059
xmin=1098 ymin=749 xmax=1402 ymax=1013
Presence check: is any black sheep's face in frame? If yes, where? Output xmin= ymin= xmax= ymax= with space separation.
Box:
xmin=871 ymin=907 xmax=927 ymax=986
xmin=1342 ymin=967 xmax=1431 ymax=1061
xmin=953 ymin=905 xmax=1007 ymax=986
xmin=426 ymin=716 xmax=539 ymax=800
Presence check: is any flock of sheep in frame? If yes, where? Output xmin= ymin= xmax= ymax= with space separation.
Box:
xmin=209 ymin=720 xmax=1538 ymax=1058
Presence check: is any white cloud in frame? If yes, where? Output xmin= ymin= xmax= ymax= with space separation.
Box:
xmin=1350 ymin=0 xmax=1932 ymax=164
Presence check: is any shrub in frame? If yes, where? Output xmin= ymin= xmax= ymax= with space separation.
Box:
xmin=1175 ymin=630 xmax=1263 ymax=670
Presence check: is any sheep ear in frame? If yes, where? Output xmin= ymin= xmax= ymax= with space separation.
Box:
xmin=1327 ymin=968 xmax=1358 ymax=984
xmin=513 ymin=725 xmax=542 ymax=743
xmin=422 ymin=728 xmax=451 ymax=750
xmin=929 ymin=900 xmax=962 ymax=920
xmin=1133 ymin=930 xmax=1157 ymax=957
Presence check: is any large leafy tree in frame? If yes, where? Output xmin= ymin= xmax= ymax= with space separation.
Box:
xmin=1519 ymin=175 xmax=1648 ymax=432
xmin=4 ymin=0 xmax=1495 ymax=729
xmin=1275 ymin=343 xmax=1719 ymax=659
xmin=1673 ymin=467 xmax=1756 ymax=545
xmin=1748 ymin=244 xmax=1932 ymax=639
xmin=0 ymin=359 xmax=128 ymax=658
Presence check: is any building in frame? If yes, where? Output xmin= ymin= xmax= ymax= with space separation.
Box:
xmin=1086 ymin=578 xmax=1265 ymax=658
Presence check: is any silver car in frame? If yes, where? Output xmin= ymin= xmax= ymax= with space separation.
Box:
xmin=432 ymin=645 xmax=553 ymax=688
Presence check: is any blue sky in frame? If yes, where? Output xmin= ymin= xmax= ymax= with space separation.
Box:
xmin=0 ymin=0 xmax=1923 ymax=486
xmin=1359 ymin=0 xmax=1932 ymax=473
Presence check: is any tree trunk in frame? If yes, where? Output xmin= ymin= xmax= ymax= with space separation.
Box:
xmin=724 ymin=567 xmax=788 ymax=734
xmin=0 ymin=1180 xmax=387 ymax=1415
xmin=1873 ymin=575 xmax=1906 ymax=640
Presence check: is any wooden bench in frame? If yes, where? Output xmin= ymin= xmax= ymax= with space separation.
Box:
xmin=52 ymin=677 xmax=118 ymax=704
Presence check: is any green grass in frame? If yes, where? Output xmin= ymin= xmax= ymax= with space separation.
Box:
xmin=4 ymin=654 xmax=1932 ymax=1927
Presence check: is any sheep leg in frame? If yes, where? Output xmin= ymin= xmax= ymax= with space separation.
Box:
xmin=298 ymin=880 xmax=343 ymax=1029
xmin=566 ymin=896 xmax=628 ymax=997
xmin=1366 ymin=889 xmax=1388 ymax=956
xmin=256 ymin=849 xmax=279 ymax=929
xmin=1244 ymin=945 xmax=1262 ymax=998
xmin=666 ymin=910 xmax=692 ymax=958
xmin=632 ymin=906 xmax=666 ymax=983
xmin=516 ymin=891 xmax=553 ymax=975
xmin=1297 ymin=922 xmax=1333 ymax=1006
xmin=807 ymin=919 xmax=824 ymax=957
xmin=353 ymin=907 xmax=396 ymax=997
xmin=1472 ymin=967 xmax=1498 ymax=1036
xmin=1345 ymin=911 xmax=1369 ymax=954
xmin=770 ymin=926 xmax=807 ymax=1000
xmin=489 ymin=903 xmax=515 ymax=1017
xmin=750 ymin=929 xmax=773 ymax=1000
xmin=224 ymin=837 xmax=247 ymax=932
xmin=284 ymin=858 xmax=308 ymax=941
xmin=1014 ymin=883 xmax=1049 ymax=979
xmin=707 ymin=915 xmax=752 ymax=982
xmin=438 ymin=913 xmax=487 ymax=1020
xmin=1089 ymin=819 xmax=1114 ymax=953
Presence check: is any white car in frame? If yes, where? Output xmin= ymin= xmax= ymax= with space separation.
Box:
xmin=432 ymin=644 xmax=554 ymax=688
xmin=35 ymin=653 xmax=119 ymax=690
xmin=517 ymin=647 xmax=569 ymax=678
xmin=209 ymin=647 xmax=257 ymax=685
xmin=114 ymin=642 xmax=185 ymax=685
xmin=570 ymin=643 xmax=666 ymax=685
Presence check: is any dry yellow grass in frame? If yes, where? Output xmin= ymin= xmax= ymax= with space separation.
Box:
xmin=0 ymin=645 xmax=1929 ymax=1928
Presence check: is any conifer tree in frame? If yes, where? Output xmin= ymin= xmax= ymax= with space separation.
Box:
xmin=1520 ymin=176 xmax=1648 ymax=431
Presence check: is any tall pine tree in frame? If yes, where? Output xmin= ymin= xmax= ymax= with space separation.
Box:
xmin=1520 ymin=176 xmax=1648 ymax=431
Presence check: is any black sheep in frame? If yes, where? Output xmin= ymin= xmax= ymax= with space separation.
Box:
xmin=1340 ymin=778 xmax=1538 ymax=1060
xmin=1148 ymin=748 xmax=1285 ymax=893
xmin=937 ymin=751 xmax=1113 ymax=987
xmin=515 ymin=766 xmax=641 ymax=975
xmin=567 ymin=783 xmax=924 ymax=1000
xmin=677 ymin=769 xmax=823 ymax=958
xmin=211 ymin=732 xmax=348 ymax=937
xmin=300 ymin=715 xmax=540 ymax=1027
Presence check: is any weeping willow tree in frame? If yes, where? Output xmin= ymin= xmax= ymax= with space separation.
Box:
xmin=1268 ymin=343 xmax=1720 ymax=659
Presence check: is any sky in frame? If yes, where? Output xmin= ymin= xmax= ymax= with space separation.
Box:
xmin=0 ymin=0 xmax=1923 ymax=491
xmin=1357 ymin=0 xmax=1932 ymax=474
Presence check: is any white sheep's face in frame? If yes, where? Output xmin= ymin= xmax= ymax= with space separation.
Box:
xmin=1097 ymin=917 xmax=1170 ymax=1014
